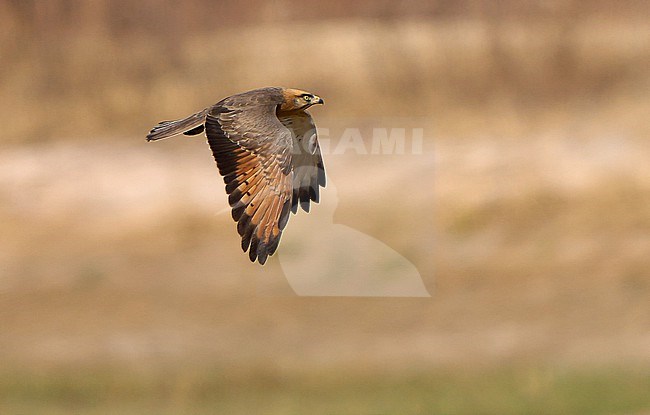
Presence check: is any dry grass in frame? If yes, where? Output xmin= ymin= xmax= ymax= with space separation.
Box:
xmin=2 ymin=2 xmax=649 ymax=143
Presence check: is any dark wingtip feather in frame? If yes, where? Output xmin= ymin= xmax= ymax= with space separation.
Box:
xmin=224 ymin=173 xmax=237 ymax=184
xmin=241 ymin=225 xmax=254 ymax=252
xmin=267 ymin=236 xmax=281 ymax=256
xmin=291 ymin=189 xmax=299 ymax=214
xmin=257 ymin=242 xmax=269 ymax=265
xmin=299 ymin=188 xmax=311 ymax=212
xmin=225 ymin=180 xmax=240 ymax=194
xmin=249 ymin=235 xmax=259 ymax=262
xmin=237 ymin=213 xmax=251 ymax=236
xmin=228 ymin=189 xmax=243 ymax=207
xmin=232 ymin=204 xmax=245 ymax=222
xmin=278 ymin=200 xmax=291 ymax=230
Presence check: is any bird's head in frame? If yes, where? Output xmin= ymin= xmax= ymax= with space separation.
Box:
xmin=280 ymin=88 xmax=324 ymax=112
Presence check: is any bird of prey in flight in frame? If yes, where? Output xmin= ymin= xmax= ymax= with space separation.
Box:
xmin=147 ymin=87 xmax=326 ymax=265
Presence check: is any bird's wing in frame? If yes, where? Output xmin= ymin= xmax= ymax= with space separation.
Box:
xmin=205 ymin=92 xmax=293 ymax=265
xmin=277 ymin=110 xmax=326 ymax=213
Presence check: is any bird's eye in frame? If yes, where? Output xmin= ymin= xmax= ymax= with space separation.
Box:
xmin=303 ymin=95 xmax=312 ymax=102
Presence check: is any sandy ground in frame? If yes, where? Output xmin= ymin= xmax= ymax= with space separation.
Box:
xmin=1 ymin=127 xmax=649 ymax=377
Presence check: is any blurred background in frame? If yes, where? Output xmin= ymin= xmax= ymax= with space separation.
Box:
xmin=1 ymin=0 xmax=650 ymax=413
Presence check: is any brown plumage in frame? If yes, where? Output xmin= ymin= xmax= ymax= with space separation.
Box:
xmin=146 ymin=87 xmax=326 ymax=264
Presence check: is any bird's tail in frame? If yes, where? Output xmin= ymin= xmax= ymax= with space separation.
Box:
xmin=146 ymin=108 xmax=209 ymax=142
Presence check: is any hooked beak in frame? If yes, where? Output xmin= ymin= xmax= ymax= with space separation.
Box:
xmin=313 ymin=95 xmax=324 ymax=105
